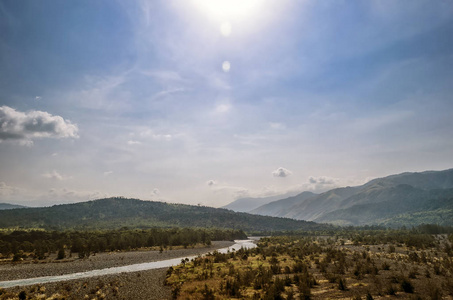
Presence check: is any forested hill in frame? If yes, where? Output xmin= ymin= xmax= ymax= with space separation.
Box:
xmin=0 ymin=203 xmax=26 ymax=210
xmin=0 ymin=197 xmax=330 ymax=232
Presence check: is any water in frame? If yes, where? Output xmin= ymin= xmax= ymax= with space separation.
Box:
xmin=0 ymin=240 xmax=257 ymax=288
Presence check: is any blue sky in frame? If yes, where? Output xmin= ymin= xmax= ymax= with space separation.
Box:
xmin=1 ymin=0 xmax=452 ymax=207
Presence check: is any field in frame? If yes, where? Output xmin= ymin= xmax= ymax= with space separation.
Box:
xmin=1 ymin=228 xmax=453 ymax=299
xmin=165 ymin=232 xmax=453 ymax=299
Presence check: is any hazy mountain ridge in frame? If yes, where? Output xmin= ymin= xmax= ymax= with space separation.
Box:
xmin=250 ymin=191 xmax=317 ymax=217
xmin=250 ymin=169 xmax=453 ymax=226
xmin=222 ymin=191 xmax=300 ymax=212
xmin=0 ymin=203 xmax=26 ymax=210
xmin=0 ymin=197 xmax=329 ymax=232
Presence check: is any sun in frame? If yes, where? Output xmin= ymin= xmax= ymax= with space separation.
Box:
xmin=192 ymin=0 xmax=261 ymax=21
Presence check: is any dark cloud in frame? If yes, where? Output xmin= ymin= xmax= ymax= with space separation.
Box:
xmin=309 ymin=176 xmax=337 ymax=185
xmin=272 ymin=167 xmax=292 ymax=178
xmin=0 ymin=106 xmax=78 ymax=144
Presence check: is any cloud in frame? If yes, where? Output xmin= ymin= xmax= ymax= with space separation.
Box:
xmin=139 ymin=129 xmax=172 ymax=141
xmin=151 ymin=88 xmax=186 ymax=101
xmin=0 ymin=106 xmax=78 ymax=145
xmin=209 ymin=183 xmax=250 ymax=200
xmin=207 ymin=180 xmax=216 ymax=186
xmin=42 ymin=170 xmax=71 ymax=181
xmin=272 ymin=167 xmax=292 ymax=178
xmin=269 ymin=122 xmax=286 ymax=130
xmin=35 ymin=96 xmax=42 ymax=101
xmin=141 ymin=70 xmax=184 ymax=82
xmin=215 ymin=103 xmax=231 ymax=113
xmin=308 ymin=176 xmax=338 ymax=185
xmin=152 ymin=188 xmax=160 ymax=195
xmin=46 ymin=188 xmax=108 ymax=203
xmin=103 ymin=171 xmax=113 ymax=176
xmin=127 ymin=140 xmax=141 ymax=145
xmin=0 ymin=182 xmax=20 ymax=196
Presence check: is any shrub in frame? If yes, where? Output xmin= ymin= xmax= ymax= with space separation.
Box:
xmin=338 ymin=278 xmax=347 ymax=291
xmin=401 ymin=279 xmax=414 ymax=293
xmin=57 ymin=247 xmax=65 ymax=260
xmin=18 ymin=291 xmax=26 ymax=300
xmin=386 ymin=285 xmax=397 ymax=295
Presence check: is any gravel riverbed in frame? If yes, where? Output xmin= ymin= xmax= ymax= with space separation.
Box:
xmin=2 ymin=268 xmax=173 ymax=300
xmin=0 ymin=241 xmax=234 ymax=300
xmin=0 ymin=241 xmax=233 ymax=281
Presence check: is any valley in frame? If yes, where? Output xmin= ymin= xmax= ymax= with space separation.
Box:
xmin=0 ymin=170 xmax=452 ymax=299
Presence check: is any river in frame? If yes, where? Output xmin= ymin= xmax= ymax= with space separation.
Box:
xmin=0 ymin=239 xmax=257 ymax=288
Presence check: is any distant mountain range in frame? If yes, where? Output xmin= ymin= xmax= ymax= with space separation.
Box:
xmin=0 ymin=197 xmax=329 ymax=232
xmin=222 ymin=191 xmax=300 ymax=212
xmin=227 ymin=169 xmax=453 ymax=227
xmin=0 ymin=203 xmax=26 ymax=210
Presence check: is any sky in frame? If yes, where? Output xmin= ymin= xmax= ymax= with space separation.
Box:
xmin=1 ymin=0 xmax=452 ymax=207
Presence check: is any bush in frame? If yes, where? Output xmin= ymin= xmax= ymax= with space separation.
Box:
xmin=18 ymin=291 xmax=26 ymax=300
xmin=338 ymin=278 xmax=347 ymax=291
xmin=386 ymin=285 xmax=397 ymax=295
xmin=401 ymin=279 xmax=414 ymax=293
xmin=57 ymin=247 xmax=65 ymax=260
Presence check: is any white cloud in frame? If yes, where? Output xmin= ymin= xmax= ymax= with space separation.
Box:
xmin=127 ymin=140 xmax=141 ymax=145
xmin=0 ymin=106 xmax=78 ymax=145
xmin=46 ymin=188 xmax=109 ymax=203
xmin=269 ymin=122 xmax=286 ymax=130
xmin=103 ymin=171 xmax=113 ymax=176
xmin=140 ymin=129 xmax=172 ymax=141
xmin=0 ymin=182 xmax=20 ymax=196
xmin=42 ymin=170 xmax=71 ymax=181
xmin=152 ymin=188 xmax=160 ymax=195
xmin=207 ymin=183 xmax=250 ymax=204
xmin=215 ymin=103 xmax=231 ymax=113
xmin=272 ymin=167 xmax=292 ymax=178
xmin=35 ymin=96 xmax=42 ymax=101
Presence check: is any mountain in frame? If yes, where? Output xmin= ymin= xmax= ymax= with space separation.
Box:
xmin=0 ymin=197 xmax=330 ymax=232
xmin=250 ymin=191 xmax=317 ymax=217
xmin=0 ymin=203 xmax=26 ymax=210
xmin=222 ymin=191 xmax=300 ymax=212
xmin=250 ymin=169 xmax=453 ymax=227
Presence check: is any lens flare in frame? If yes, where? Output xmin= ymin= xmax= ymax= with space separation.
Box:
xmin=222 ymin=61 xmax=231 ymax=72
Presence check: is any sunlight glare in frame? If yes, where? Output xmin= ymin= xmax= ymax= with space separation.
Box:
xmin=220 ymin=22 xmax=232 ymax=36
xmin=222 ymin=61 xmax=231 ymax=72
xmin=193 ymin=0 xmax=261 ymax=20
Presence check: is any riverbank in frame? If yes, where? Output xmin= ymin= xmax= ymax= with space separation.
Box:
xmin=0 ymin=241 xmax=235 ymax=299
xmin=0 ymin=241 xmax=233 ymax=281
xmin=1 ymin=268 xmax=172 ymax=300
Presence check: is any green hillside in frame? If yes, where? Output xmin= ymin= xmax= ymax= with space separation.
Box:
xmin=0 ymin=197 xmax=330 ymax=232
